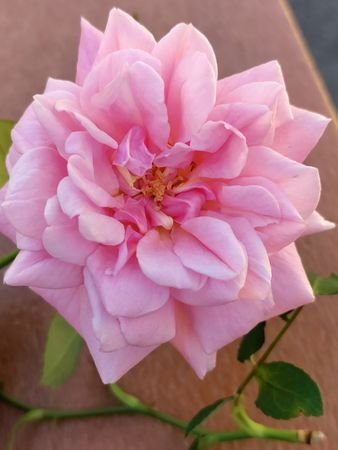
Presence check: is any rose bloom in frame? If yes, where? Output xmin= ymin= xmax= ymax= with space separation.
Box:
xmin=0 ymin=9 xmax=334 ymax=382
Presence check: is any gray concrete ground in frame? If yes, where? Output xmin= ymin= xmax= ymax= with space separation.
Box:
xmin=290 ymin=0 xmax=338 ymax=106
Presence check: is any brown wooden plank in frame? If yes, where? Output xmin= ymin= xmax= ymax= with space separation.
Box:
xmin=0 ymin=1 xmax=337 ymax=449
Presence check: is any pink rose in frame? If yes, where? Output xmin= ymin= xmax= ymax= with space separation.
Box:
xmin=0 ymin=9 xmax=333 ymax=383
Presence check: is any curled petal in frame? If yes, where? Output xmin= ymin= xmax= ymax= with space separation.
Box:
xmin=119 ymin=300 xmax=176 ymax=347
xmin=79 ymin=213 xmax=125 ymax=246
xmin=86 ymin=248 xmax=169 ymax=317
xmin=76 ymin=18 xmax=103 ymax=85
xmin=95 ymin=8 xmax=156 ymax=62
xmin=4 ymin=250 xmax=83 ymax=289
xmin=3 ymin=147 xmax=66 ymax=238
xmin=273 ymin=106 xmax=330 ymax=162
xmin=171 ymin=302 xmax=216 ymax=379
xmin=137 ymin=229 xmax=205 ymax=289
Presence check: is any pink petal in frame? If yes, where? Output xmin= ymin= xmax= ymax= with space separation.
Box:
xmin=67 ymin=154 xmax=121 ymax=209
xmin=155 ymin=142 xmax=193 ymax=169
xmin=16 ymin=233 xmax=43 ymax=251
xmin=79 ymin=213 xmax=125 ymax=246
xmin=228 ymin=217 xmax=271 ymax=301
xmin=165 ymin=51 xmax=216 ymax=143
xmin=43 ymin=222 xmax=96 ymax=265
xmin=10 ymin=105 xmax=52 ymax=158
xmin=0 ymin=184 xmax=16 ymax=242
xmin=34 ymin=285 xmax=155 ymax=383
xmin=181 ymin=216 xmax=247 ymax=275
xmin=172 ymin=227 xmax=237 ymax=280
xmin=114 ymin=126 xmax=154 ymax=176
xmin=95 ymin=8 xmax=156 ymax=63
xmin=173 ymin=276 xmax=246 ymax=307
xmin=114 ymin=197 xmax=148 ymax=234
xmin=83 ymin=269 xmax=127 ymax=351
xmin=82 ymin=53 xmax=169 ymax=148
xmin=119 ymin=300 xmax=176 ymax=347
xmin=3 ymin=147 xmax=66 ymax=238
xmin=153 ymin=23 xmax=217 ymax=82
xmin=217 ymin=61 xmax=286 ymax=96
xmin=242 ymin=146 xmax=321 ymax=219
xmin=302 ymin=211 xmax=335 ymax=237
xmin=76 ymin=18 xmax=103 ymax=85
xmin=4 ymin=250 xmax=83 ymax=288
xmin=85 ymin=248 xmax=169 ymax=317
xmin=190 ymin=121 xmax=248 ymax=179
xmin=162 ymin=190 xmax=206 ymax=222
xmin=32 ymin=93 xmax=81 ymax=156
xmin=268 ymin=244 xmax=315 ymax=316
xmin=171 ymin=302 xmax=216 ymax=379
xmin=217 ymin=184 xmax=281 ymax=227
xmin=217 ymin=60 xmax=291 ymax=125
xmin=209 ymin=103 xmax=273 ymax=146
xmin=57 ymin=177 xmax=100 ymax=218
xmin=273 ymin=106 xmax=330 ymax=162
xmin=190 ymin=296 xmax=274 ymax=354
xmin=136 ymin=229 xmax=205 ymax=289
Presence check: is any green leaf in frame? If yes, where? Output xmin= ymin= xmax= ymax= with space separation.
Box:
xmin=185 ymin=396 xmax=232 ymax=436
xmin=255 ymin=361 xmax=323 ymax=419
xmin=237 ymin=322 xmax=266 ymax=363
xmin=41 ymin=313 xmax=83 ymax=388
xmin=0 ymin=119 xmax=15 ymax=187
xmin=309 ymin=272 xmax=338 ymax=296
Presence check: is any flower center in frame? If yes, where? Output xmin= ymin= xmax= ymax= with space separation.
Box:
xmin=140 ymin=166 xmax=182 ymax=205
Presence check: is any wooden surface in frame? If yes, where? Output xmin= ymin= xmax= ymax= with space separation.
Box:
xmin=0 ymin=1 xmax=337 ymax=449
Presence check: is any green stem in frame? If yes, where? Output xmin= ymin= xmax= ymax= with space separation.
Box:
xmin=0 ymin=388 xmax=207 ymax=436
xmin=232 ymin=398 xmax=320 ymax=445
xmin=0 ymin=249 xmax=19 ymax=269
xmin=237 ymin=307 xmax=303 ymax=395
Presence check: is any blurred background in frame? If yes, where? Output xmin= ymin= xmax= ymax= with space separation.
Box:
xmin=290 ymin=0 xmax=338 ymax=106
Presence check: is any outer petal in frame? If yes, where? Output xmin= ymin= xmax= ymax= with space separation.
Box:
xmin=137 ymin=229 xmax=205 ymax=289
xmin=95 ymin=8 xmax=156 ymax=63
xmin=0 ymin=185 xmax=16 ymax=242
xmin=76 ymin=18 xmax=103 ymax=85
xmin=153 ymin=22 xmax=217 ymax=80
xmin=85 ymin=248 xmax=169 ymax=317
xmin=9 ymin=104 xmax=52 ymax=161
xmin=302 ymin=211 xmax=335 ymax=237
xmin=119 ymin=300 xmax=176 ymax=347
xmin=272 ymin=106 xmax=330 ymax=162
xmin=4 ymin=250 xmax=83 ymax=288
xmin=268 ymin=243 xmax=315 ymax=315
xmin=217 ymin=60 xmax=292 ymax=125
xmin=189 ymin=296 xmax=274 ymax=354
xmin=2 ymin=147 xmax=66 ymax=238
xmin=191 ymin=243 xmax=314 ymax=354
xmin=34 ymin=286 xmax=156 ymax=383
xmin=242 ymin=146 xmax=321 ymax=220
xmin=171 ymin=301 xmax=216 ymax=379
